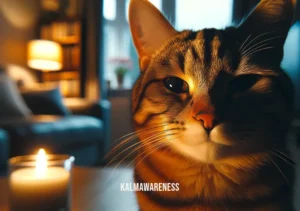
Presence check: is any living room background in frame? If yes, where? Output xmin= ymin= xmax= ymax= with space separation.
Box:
xmin=0 ymin=0 xmax=300 ymax=168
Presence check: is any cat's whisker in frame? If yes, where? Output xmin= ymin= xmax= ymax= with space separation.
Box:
xmin=105 ymin=135 xmax=138 ymax=159
xmin=105 ymin=122 xmax=174 ymax=158
xmin=272 ymin=148 xmax=296 ymax=163
xmin=270 ymin=150 xmax=296 ymax=167
xmin=105 ymin=126 xmax=170 ymax=159
xmin=106 ymin=132 xmax=165 ymax=167
xmin=241 ymin=31 xmax=275 ymax=54
xmin=139 ymin=139 xmax=169 ymax=157
xmin=110 ymin=137 xmax=160 ymax=167
xmin=244 ymin=47 xmax=275 ymax=58
xmin=107 ymin=133 xmax=177 ymax=182
xmin=271 ymin=153 xmax=295 ymax=169
xmin=106 ymin=128 xmax=180 ymax=166
xmin=110 ymin=122 xmax=172 ymax=145
xmin=239 ymin=34 xmax=252 ymax=52
xmin=241 ymin=43 xmax=269 ymax=57
xmin=132 ymin=139 xmax=171 ymax=165
xmin=268 ymin=157 xmax=291 ymax=186
xmin=242 ymin=35 xmax=283 ymax=56
xmin=126 ymin=135 xmax=174 ymax=168
xmin=131 ymin=136 xmax=169 ymax=161
xmin=105 ymin=137 xmax=164 ymax=178
xmin=135 ymin=140 xmax=170 ymax=169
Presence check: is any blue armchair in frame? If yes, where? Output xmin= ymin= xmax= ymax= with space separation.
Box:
xmin=0 ymin=129 xmax=8 ymax=175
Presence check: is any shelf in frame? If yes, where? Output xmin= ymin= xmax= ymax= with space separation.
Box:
xmin=39 ymin=16 xmax=83 ymax=98
xmin=59 ymin=42 xmax=80 ymax=46
xmin=60 ymin=68 xmax=81 ymax=72
xmin=53 ymin=37 xmax=81 ymax=45
xmin=43 ymin=71 xmax=80 ymax=81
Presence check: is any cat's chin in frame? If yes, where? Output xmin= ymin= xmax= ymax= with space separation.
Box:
xmin=169 ymin=139 xmax=228 ymax=163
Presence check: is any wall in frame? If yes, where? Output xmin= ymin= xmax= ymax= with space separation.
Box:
xmin=109 ymin=92 xmax=134 ymax=149
xmin=0 ymin=0 xmax=40 ymax=68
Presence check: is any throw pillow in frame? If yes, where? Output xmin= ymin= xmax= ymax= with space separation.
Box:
xmin=21 ymin=85 xmax=70 ymax=116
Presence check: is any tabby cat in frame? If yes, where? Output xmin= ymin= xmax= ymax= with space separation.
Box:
xmin=128 ymin=0 xmax=296 ymax=210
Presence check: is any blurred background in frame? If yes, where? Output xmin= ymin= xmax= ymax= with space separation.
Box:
xmin=0 ymin=0 xmax=299 ymax=166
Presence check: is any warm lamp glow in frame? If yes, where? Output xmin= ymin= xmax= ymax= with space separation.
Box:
xmin=27 ymin=40 xmax=62 ymax=71
xmin=36 ymin=148 xmax=47 ymax=178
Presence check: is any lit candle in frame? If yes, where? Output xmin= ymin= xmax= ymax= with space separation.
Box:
xmin=9 ymin=149 xmax=71 ymax=211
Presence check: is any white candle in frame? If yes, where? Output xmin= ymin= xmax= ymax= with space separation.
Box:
xmin=9 ymin=149 xmax=71 ymax=211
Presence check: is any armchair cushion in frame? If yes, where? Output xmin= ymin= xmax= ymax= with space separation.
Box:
xmin=21 ymin=86 xmax=70 ymax=116
xmin=0 ymin=115 xmax=103 ymax=156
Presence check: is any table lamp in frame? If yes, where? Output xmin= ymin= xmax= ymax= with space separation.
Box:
xmin=27 ymin=40 xmax=63 ymax=71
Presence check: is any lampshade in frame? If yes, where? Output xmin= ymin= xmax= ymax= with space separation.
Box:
xmin=27 ymin=40 xmax=62 ymax=71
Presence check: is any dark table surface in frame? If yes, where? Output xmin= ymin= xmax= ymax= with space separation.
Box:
xmin=1 ymin=147 xmax=300 ymax=211
xmin=0 ymin=167 xmax=138 ymax=211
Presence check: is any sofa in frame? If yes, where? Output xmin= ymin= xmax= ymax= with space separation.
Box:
xmin=0 ymin=129 xmax=9 ymax=175
xmin=0 ymin=70 xmax=111 ymax=174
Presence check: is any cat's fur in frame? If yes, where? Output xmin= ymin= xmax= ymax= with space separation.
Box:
xmin=129 ymin=0 xmax=296 ymax=210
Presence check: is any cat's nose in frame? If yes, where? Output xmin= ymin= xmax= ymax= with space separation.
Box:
xmin=194 ymin=113 xmax=216 ymax=130
xmin=192 ymin=99 xmax=216 ymax=131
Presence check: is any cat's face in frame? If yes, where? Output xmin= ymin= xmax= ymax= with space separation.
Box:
xmin=129 ymin=0 xmax=295 ymax=163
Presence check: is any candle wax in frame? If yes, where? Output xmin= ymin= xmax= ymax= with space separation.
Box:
xmin=9 ymin=167 xmax=70 ymax=211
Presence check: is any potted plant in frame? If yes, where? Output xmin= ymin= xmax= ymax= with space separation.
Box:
xmin=109 ymin=57 xmax=132 ymax=89
xmin=115 ymin=66 xmax=129 ymax=88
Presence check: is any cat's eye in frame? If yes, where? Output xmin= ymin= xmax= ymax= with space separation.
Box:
xmin=163 ymin=77 xmax=189 ymax=94
xmin=228 ymin=75 xmax=261 ymax=94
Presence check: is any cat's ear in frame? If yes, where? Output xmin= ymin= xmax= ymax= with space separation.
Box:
xmin=237 ymin=0 xmax=295 ymax=66
xmin=238 ymin=0 xmax=295 ymax=43
xmin=129 ymin=0 xmax=177 ymax=70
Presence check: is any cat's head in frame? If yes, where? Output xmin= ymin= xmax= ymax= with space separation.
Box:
xmin=129 ymin=0 xmax=295 ymax=163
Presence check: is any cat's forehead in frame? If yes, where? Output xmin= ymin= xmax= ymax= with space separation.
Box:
xmin=154 ymin=28 xmax=241 ymax=79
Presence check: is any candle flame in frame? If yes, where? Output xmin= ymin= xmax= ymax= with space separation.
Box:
xmin=36 ymin=148 xmax=47 ymax=178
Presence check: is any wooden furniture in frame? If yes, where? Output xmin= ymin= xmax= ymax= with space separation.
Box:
xmin=0 ymin=167 xmax=138 ymax=211
xmin=39 ymin=18 xmax=84 ymax=98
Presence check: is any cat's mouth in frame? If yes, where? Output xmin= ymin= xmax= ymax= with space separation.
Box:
xmin=178 ymin=136 xmax=232 ymax=147
xmin=178 ymin=123 xmax=234 ymax=147
xmin=166 ymin=122 xmax=268 ymax=162
xmin=165 ymin=123 xmax=243 ymax=162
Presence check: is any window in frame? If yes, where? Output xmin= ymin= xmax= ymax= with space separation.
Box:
xmin=103 ymin=0 xmax=116 ymax=21
xmin=175 ymin=0 xmax=233 ymax=30
xmin=149 ymin=0 xmax=162 ymax=11
xmin=282 ymin=24 xmax=300 ymax=110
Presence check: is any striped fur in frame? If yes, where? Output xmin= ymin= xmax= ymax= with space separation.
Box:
xmin=129 ymin=0 xmax=295 ymax=210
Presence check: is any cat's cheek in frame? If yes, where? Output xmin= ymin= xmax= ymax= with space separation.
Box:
xmin=209 ymin=126 xmax=234 ymax=146
xmin=133 ymin=100 xmax=169 ymax=125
